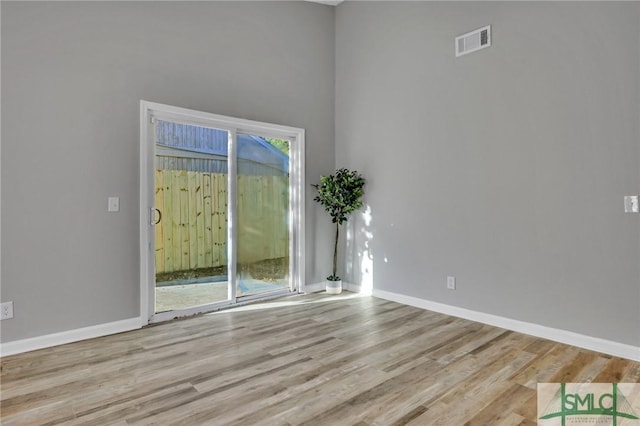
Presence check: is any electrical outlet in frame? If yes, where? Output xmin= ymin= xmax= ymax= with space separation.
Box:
xmin=108 ymin=196 xmax=120 ymax=212
xmin=447 ymin=276 xmax=456 ymax=290
xmin=1 ymin=301 xmax=14 ymax=320
xmin=624 ymin=196 xmax=639 ymax=213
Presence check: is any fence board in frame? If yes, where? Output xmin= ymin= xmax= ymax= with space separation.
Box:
xmin=163 ymin=171 xmax=173 ymax=272
xmin=196 ymin=173 xmax=205 ymax=268
xmin=172 ymin=171 xmax=182 ymax=271
xmin=216 ymin=173 xmax=227 ymax=265
xmin=188 ymin=171 xmax=197 ymax=268
xmin=155 ymin=170 xmax=165 ymax=273
xmin=179 ymin=171 xmax=189 ymax=269
xmin=154 ymin=171 xmax=287 ymax=275
xmin=203 ymin=173 xmax=213 ymax=266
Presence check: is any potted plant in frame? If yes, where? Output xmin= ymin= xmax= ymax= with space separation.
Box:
xmin=313 ymin=168 xmax=365 ymax=294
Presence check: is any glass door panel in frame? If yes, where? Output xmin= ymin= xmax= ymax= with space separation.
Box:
xmin=236 ymin=134 xmax=291 ymax=298
xmin=154 ymin=120 xmax=230 ymax=312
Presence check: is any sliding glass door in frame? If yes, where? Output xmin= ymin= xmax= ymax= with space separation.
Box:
xmin=153 ymin=120 xmax=231 ymax=312
xmin=140 ymin=101 xmax=304 ymax=323
xmin=236 ymin=134 xmax=290 ymax=298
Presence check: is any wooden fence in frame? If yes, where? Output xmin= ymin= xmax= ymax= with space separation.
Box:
xmin=155 ymin=170 xmax=288 ymax=274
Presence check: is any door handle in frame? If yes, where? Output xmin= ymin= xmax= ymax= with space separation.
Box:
xmin=151 ymin=208 xmax=162 ymax=225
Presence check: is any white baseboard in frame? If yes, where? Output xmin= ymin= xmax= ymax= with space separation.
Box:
xmin=0 ymin=317 xmax=142 ymax=357
xmin=7 ymin=288 xmax=634 ymax=361
xmin=303 ymin=281 xmax=362 ymax=294
xmin=303 ymin=282 xmax=326 ymax=293
xmin=373 ymin=289 xmax=640 ymax=362
xmin=0 ymin=281 xmax=361 ymax=356
xmin=343 ymin=282 xmax=362 ymax=293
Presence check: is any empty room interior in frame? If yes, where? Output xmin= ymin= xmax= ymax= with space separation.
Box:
xmin=1 ymin=1 xmax=639 ymax=425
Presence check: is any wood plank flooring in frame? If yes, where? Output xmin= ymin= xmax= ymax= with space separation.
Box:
xmin=1 ymin=293 xmax=639 ymax=425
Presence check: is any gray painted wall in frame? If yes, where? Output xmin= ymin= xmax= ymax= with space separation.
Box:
xmin=1 ymin=1 xmax=335 ymax=342
xmin=2 ymin=1 xmax=638 ymax=349
xmin=336 ymin=2 xmax=640 ymax=346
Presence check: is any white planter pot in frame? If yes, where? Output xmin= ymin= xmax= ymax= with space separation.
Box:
xmin=326 ymin=279 xmax=343 ymax=294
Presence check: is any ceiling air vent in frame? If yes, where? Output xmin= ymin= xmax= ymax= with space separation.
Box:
xmin=455 ymin=25 xmax=491 ymax=57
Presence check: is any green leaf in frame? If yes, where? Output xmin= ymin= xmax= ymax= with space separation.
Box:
xmin=313 ymin=168 xmax=365 ymax=277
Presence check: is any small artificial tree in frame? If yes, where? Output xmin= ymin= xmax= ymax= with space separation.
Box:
xmin=313 ymin=168 xmax=365 ymax=281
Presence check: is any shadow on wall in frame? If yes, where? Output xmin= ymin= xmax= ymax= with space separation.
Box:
xmin=345 ymin=204 xmax=374 ymax=295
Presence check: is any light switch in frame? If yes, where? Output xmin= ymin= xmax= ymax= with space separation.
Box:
xmin=108 ymin=197 xmax=120 ymax=212
xmin=624 ymin=196 xmax=639 ymax=213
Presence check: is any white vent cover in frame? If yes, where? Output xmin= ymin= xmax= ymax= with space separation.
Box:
xmin=455 ymin=25 xmax=491 ymax=57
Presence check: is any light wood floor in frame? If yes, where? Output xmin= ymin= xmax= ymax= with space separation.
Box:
xmin=1 ymin=293 xmax=639 ymax=425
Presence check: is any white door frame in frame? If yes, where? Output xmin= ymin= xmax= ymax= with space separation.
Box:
xmin=139 ymin=100 xmax=305 ymax=325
